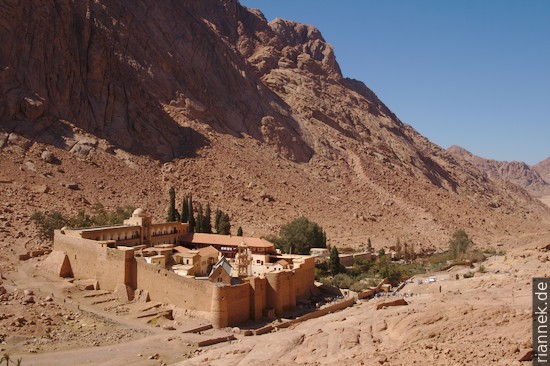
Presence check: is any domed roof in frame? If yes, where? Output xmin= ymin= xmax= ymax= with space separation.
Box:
xmin=132 ymin=208 xmax=147 ymax=217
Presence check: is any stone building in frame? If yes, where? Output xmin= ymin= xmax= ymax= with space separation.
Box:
xmin=44 ymin=208 xmax=316 ymax=328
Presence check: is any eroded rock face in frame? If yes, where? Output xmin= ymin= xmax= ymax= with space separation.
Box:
xmin=449 ymin=145 xmax=550 ymax=196
xmin=533 ymin=157 xmax=550 ymax=185
xmin=0 ymin=0 xmax=312 ymax=162
xmin=0 ymin=0 xmax=548 ymax=250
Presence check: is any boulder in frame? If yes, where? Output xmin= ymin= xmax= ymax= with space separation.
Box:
xmin=21 ymin=95 xmax=45 ymax=120
xmin=31 ymin=185 xmax=49 ymax=194
xmin=62 ymin=182 xmax=79 ymax=190
xmin=41 ymin=150 xmax=58 ymax=164
xmin=376 ymin=298 xmax=408 ymax=310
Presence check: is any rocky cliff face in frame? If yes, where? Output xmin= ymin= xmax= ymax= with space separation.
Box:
xmin=1 ymin=0 xmax=548 ymax=255
xmin=448 ymin=145 xmax=550 ymax=196
xmin=533 ymin=157 xmax=550 ymax=185
xmin=0 ymin=0 xmax=312 ymax=162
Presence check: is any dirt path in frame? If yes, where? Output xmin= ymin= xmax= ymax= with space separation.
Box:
xmin=6 ymin=260 xmax=203 ymax=365
xmin=16 ymin=333 xmax=195 ymax=366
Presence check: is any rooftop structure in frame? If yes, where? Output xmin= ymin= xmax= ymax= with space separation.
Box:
xmin=45 ymin=208 xmax=316 ymax=328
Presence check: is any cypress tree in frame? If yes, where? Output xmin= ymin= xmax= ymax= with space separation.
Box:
xmin=329 ymin=246 xmax=340 ymax=275
xmin=204 ymin=203 xmax=212 ymax=234
xmin=188 ymin=193 xmax=196 ymax=233
xmin=196 ymin=203 xmax=204 ymax=233
xmin=166 ymin=187 xmax=177 ymax=222
xmin=237 ymin=226 xmax=243 ymax=236
xmin=218 ymin=213 xmax=231 ymax=235
xmin=215 ymin=209 xmax=222 ymax=233
xmin=181 ymin=194 xmax=189 ymax=223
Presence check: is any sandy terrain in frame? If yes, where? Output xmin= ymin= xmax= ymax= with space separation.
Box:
xmin=172 ymin=233 xmax=550 ymax=366
xmin=0 ymin=259 xmax=237 ymax=366
xmin=0 ymin=231 xmax=546 ymax=366
xmin=538 ymin=195 xmax=550 ymax=208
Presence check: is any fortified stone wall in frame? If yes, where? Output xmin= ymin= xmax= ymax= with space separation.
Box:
xmin=53 ymin=231 xmax=132 ymax=290
xmin=293 ymin=258 xmax=315 ymax=300
xmin=135 ymin=259 xmax=214 ymax=312
xmin=211 ymin=283 xmax=251 ymax=328
xmin=265 ymin=270 xmax=296 ymax=315
xmin=248 ymin=276 xmax=267 ymax=321
xmin=52 ymin=230 xmax=315 ymax=328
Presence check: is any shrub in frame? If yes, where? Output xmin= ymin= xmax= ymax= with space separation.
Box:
xmin=349 ymin=281 xmax=369 ymax=292
xmin=332 ymin=273 xmax=354 ymax=289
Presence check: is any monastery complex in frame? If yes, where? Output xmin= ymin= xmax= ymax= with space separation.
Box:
xmin=44 ymin=208 xmax=316 ymax=328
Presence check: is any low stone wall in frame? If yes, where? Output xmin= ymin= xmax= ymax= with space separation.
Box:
xmin=253 ymin=297 xmax=356 ymax=335
xmin=197 ymin=335 xmax=236 ymax=347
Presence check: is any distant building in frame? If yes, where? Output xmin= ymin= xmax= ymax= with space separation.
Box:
xmin=309 ymin=247 xmax=330 ymax=264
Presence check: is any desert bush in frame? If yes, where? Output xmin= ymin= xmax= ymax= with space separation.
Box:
xmin=332 ymin=273 xmax=354 ymax=289
xmin=349 ymin=281 xmax=369 ymax=292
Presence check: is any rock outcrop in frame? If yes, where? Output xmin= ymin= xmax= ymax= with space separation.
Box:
xmin=533 ymin=157 xmax=550 ymax=185
xmin=448 ymin=145 xmax=550 ymax=196
xmin=0 ymin=0 xmax=548 ymax=254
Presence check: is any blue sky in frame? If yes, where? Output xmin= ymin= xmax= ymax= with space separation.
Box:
xmin=240 ymin=0 xmax=550 ymax=165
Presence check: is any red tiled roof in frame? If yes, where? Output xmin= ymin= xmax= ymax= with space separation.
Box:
xmin=180 ymin=233 xmax=275 ymax=249
xmin=198 ymin=245 xmax=219 ymax=257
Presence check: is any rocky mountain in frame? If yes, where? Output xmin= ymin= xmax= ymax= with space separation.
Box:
xmin=448 ymin=145 xmax=550 ymax=197
xmin=1 ymin=0 xmax=549 ymax=265
xmin=533 ymin=157 xmax=550 ymax=185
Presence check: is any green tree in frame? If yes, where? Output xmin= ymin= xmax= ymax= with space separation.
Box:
xmin=204 ymin=203 xmax=212 ymax=234
xmin=237 ymin=226 xmax=243 ymax=236
xmin=275 ymin=217 xmax=327 ymax=255
xmin=329 ymin=246 xmax=340 ymax=275
xmin=188 ymin=193 xmax=196 ymax=233
xmin=30 ymin=211 xmax=68 ymax=240
xmin=214 ymin=209 xmax=222 ymax=233
xmin=218 ymin=213 xmax=231 ymax=235
xmin=30 ymin=205 xmax=135 ymax=241
xmin=68 ymin=209 xmax=93 ymax=228
xmin=395 ymin=239 xmax=402 ymax=259
xmin=449 ymin=229 xmax=473 ymax=259
xmin=106 ymin=205 xmax=135 ymax=225
xmin=196 ymin=203 xmax=204 ymax=233
xmin=373 ymin=255 xmax=403 ymax=285
xmin=166 ymin=187 xmax=177 ymax=222
xmin=181 ymin=194 xmax=189 ymax=223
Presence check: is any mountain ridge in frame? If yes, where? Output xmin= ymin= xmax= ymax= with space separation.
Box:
xmin=1 ymin=0 xmax=548 ymax=264
xmin=448 ymin=145 xmax=550 ymax=197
